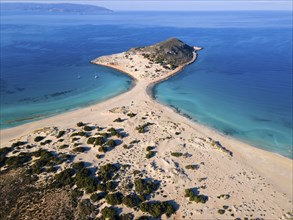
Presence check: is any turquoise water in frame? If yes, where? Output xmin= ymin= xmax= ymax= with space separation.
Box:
xmin=1 ymin=11 xmax=292 ymax=158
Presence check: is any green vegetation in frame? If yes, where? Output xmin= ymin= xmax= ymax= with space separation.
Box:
xmin=90 ymin=192 xmax=107 ymax=202
xmin=5 ymin=153 xmax=32 ymax=168
xmin=77 ymin=122 xmax=85 ymax=127
xmin=71 ymin=131 xmax=86 ymax=137
xmin=107 ymin=128 xmax=123 ymax=138
xmin=184 ymin=188 xmax=208 ymax=204
xmin=136 ymin=122 xmax=153 ymax=133
xmin=185 ymin=165 xmax=198 ymax=170
xmin=72 ymin=162 xmax=85 ymax=170
xmin=98 ymin=146 xmax=107 ymax=153
xmin=146 ymin=151 xmax=156 ymax=159
xmin=134 ymin=178 xmax=158 ymax=196
xmin=84 ymin=126 xmax=93 ymax=131
xmin=101 ymin=206 xmax=117 ymax=219
xmin=127 ymin=112 xmax=137 ymax=118
xmin=98 ymin=163 xmax=119 ymax=182
xmin=40 ymin=139 xmax=52 ymax=145
xmin=170 ymin=152 xmax=183 ymax=157
xmin=72 ymin=147 xmax=86 ymax=153
xmin=59 ymin=144 xmax=69 ymax=149
xmin=146 ymin=146 xmax=155 ymax=151
xmin=119 ymin=213 xmax=134 ymax=220
xmin=95 ymin=136 xmax=105 ymax=145
xmin=113 ymin=117 xmax=123 ymax=122
xmin=105 ymin=139 xmax=116 ymax=148
xmin=54 ymin=168 xmax=75 ymax=187
xmin=218 ymin=209 xmax=225 ymax=214
xmin=217 ymin=194 xmax=230 ymax=200
xmin=87 ymin=137 xmax=96 ymax=144
xmin=139 ymin=201 xmax=175 ymax=218
xmin=105 ymin=192 xmax=123 ymax=205
xmin=57 ymin=130 xmax=66 ymax=138
xmin=96 ymin=154 xmax=103 ymax=159
xmin=122 ymin=194 xmax=142 ymax=208
xmin=11 ymin=141 xmax=27 ymax=147
xmin=75 ymin=168 xmax=98 ymax=193
xmin=34 ymin=136 xmax=45 ymax=142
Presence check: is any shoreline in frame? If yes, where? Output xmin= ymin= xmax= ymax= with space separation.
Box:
xmin=1 ymin=43 xmax=292 ymax=219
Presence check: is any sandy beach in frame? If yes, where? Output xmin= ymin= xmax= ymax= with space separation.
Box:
xmin=1 ymin=41 xmax=292 ymax=219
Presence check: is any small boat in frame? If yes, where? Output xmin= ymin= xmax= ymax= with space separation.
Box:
xmin=95 ymin=74 xmax=98 ymax=79
xmin=77 ymin=75 xmax=81 ymax=79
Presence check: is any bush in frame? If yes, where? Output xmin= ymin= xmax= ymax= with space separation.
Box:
xmin=127 ymin=112 xmax=137 ymax=118
xmin=105 ymin=192 xmax=123 ymax=205
xmin=106 ymin=181 xmax=117 ymax=191
xmin=95 ymin=136 xmax=105 ymax=145
xmin=75 ymin=168 xmax=98 ymax=193
xmin=54 ymin=168 xmax=75 ymax=186
xmin=171 ymin=152 xmax=183 ymax=157
xmin=77 ymin=122 xmax=85 ymax=127
xmin=60 ymin=144 xmax=69 ymax=149
xmin=90 ymin=192 xmax=107 ymax=202
xmin=87 ymin=137 xmax=96 ymax=144
xmin=185 ymin=164 xmax=198 ymax=170
xmin=84 ymin=126 xmax=93 ymax=131
xmin=185 ymin=188 xmax=208 ymax=204
xmin=71 ymin=131 xmax=86 ymax=137
xmin=105 ymin=139 xmax=116 ymax=148
xmin=122 ymin=194 xmax=142 ymax=208
xmin=96 ymin=154 xmax=103 ymax=159
xmin=136 ymin=216 xmax=150 ymax=220
xmin=113 ymin=117 xmax=123 ymax=122
xmin=11 ymin=141 xmax=26 ymax=147
xmin=98 ymin=146 xmax=107 ymax=153
xmin=5 ymin=154 xmax=32 ymax=168
xmin=134 ymin=178 xmax=158 ymax=196
xmin=98 ymin=163 xmax=119 ymax=182
xmin=146 ymin=151 xmax=156 ymax=159
xmin=101 ymin=206 xmax=117 ymax=219
xmin=57 ymin=130 xmax=66 ymax=138
xmin=34 ymin=136 xmax=45 ymax=142
xmin=146 ymin=146 xmax=155 ymax=151
xmin=72 ymin=162 xmax=85 ymax=170
xmin=72 ymin=147 xmax=86 ymax=153
xmin=140 ymin=201 xmax=176 ymax=218
xmin=218 ymin=209 xmax=225 ymax=214
xmin=119 ymin=213 xmax=134 ymax=220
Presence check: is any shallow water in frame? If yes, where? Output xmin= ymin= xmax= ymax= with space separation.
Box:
xmin=1 ymin=11 xmax=292 ymax=158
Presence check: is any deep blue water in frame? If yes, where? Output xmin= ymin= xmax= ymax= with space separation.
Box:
xmin=1 ymin=11 xmax=292 ymax=158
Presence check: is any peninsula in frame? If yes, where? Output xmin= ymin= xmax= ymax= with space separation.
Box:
xmin=0 ymin=38 xmax=292 ymax=220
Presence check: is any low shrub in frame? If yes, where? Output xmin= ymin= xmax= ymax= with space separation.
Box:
xmin=127 ymin=112 xmax=137 ymax=118
xmin=101 ymin=206 xmax=117 ymax=219
xmin=34 ymin=136 xmax=45 ymax=142
xmin=122 ymin=194 xmax=142 ymax=208
xmin=60 ymin=144 xmax=69 ymax=149
xmin=146 ymin=151 xmax=156 ymax=159
xmin=105 ymin=139 xmax=116 ymax=148
xmin=98 ymin=146 xmax=107 ymax=153
xmin=84 ymin=126 xmax=93 ymax=131
xmin=170 ymin=152 xmax=183 ymax=157
xmin=134 ymin=178 xmax=158 ymax=196
xmin=72 ymin=162 xmax=85 ymax=170
xmin=87 ymin=137 xmax=96 ymax=144
xmin=72 ymin=147 xmax=86 ymax=153
xmin=11 ymin=141 xmax=26 ymax=148
xmin=146 ymin=146 xmax=155 ymax=151
xmin=113 ymin=117 xmax=123 ymax=122
xmin=105 ymin=192 xmax=123 ymax=205
xmin=57 ymin=130 xmax=66 ymax=138
xmin=54 ymin=168 xmax=75 ymax=187
xmin=77 ymin=122 xmax=85 ymax=127
xmin=90 ymin=192 xmax=107 ymax=202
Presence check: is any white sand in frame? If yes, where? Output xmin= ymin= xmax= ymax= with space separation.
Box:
xmin=1 ymin=48 xmax=292 ymax=219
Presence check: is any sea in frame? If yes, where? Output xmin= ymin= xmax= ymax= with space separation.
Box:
xmin=0 ymin=11 xmax=292 ymax=158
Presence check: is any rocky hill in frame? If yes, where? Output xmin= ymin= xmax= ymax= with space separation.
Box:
xmin=0 ymin=3 xmax=112 ymax=14
xmin=130 ymin=38 xmax=196 ymax=69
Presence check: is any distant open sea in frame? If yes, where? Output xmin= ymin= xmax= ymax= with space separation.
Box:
xmin=1 ymin=11 xmax=292 ymax=158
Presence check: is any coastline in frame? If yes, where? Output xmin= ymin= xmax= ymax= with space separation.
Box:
xmin=1 ymin=44 xmax=292 ymax=219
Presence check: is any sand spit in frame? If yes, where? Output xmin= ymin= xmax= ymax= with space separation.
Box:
xmin=0 ymin=39 xmax=292 ymax=220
